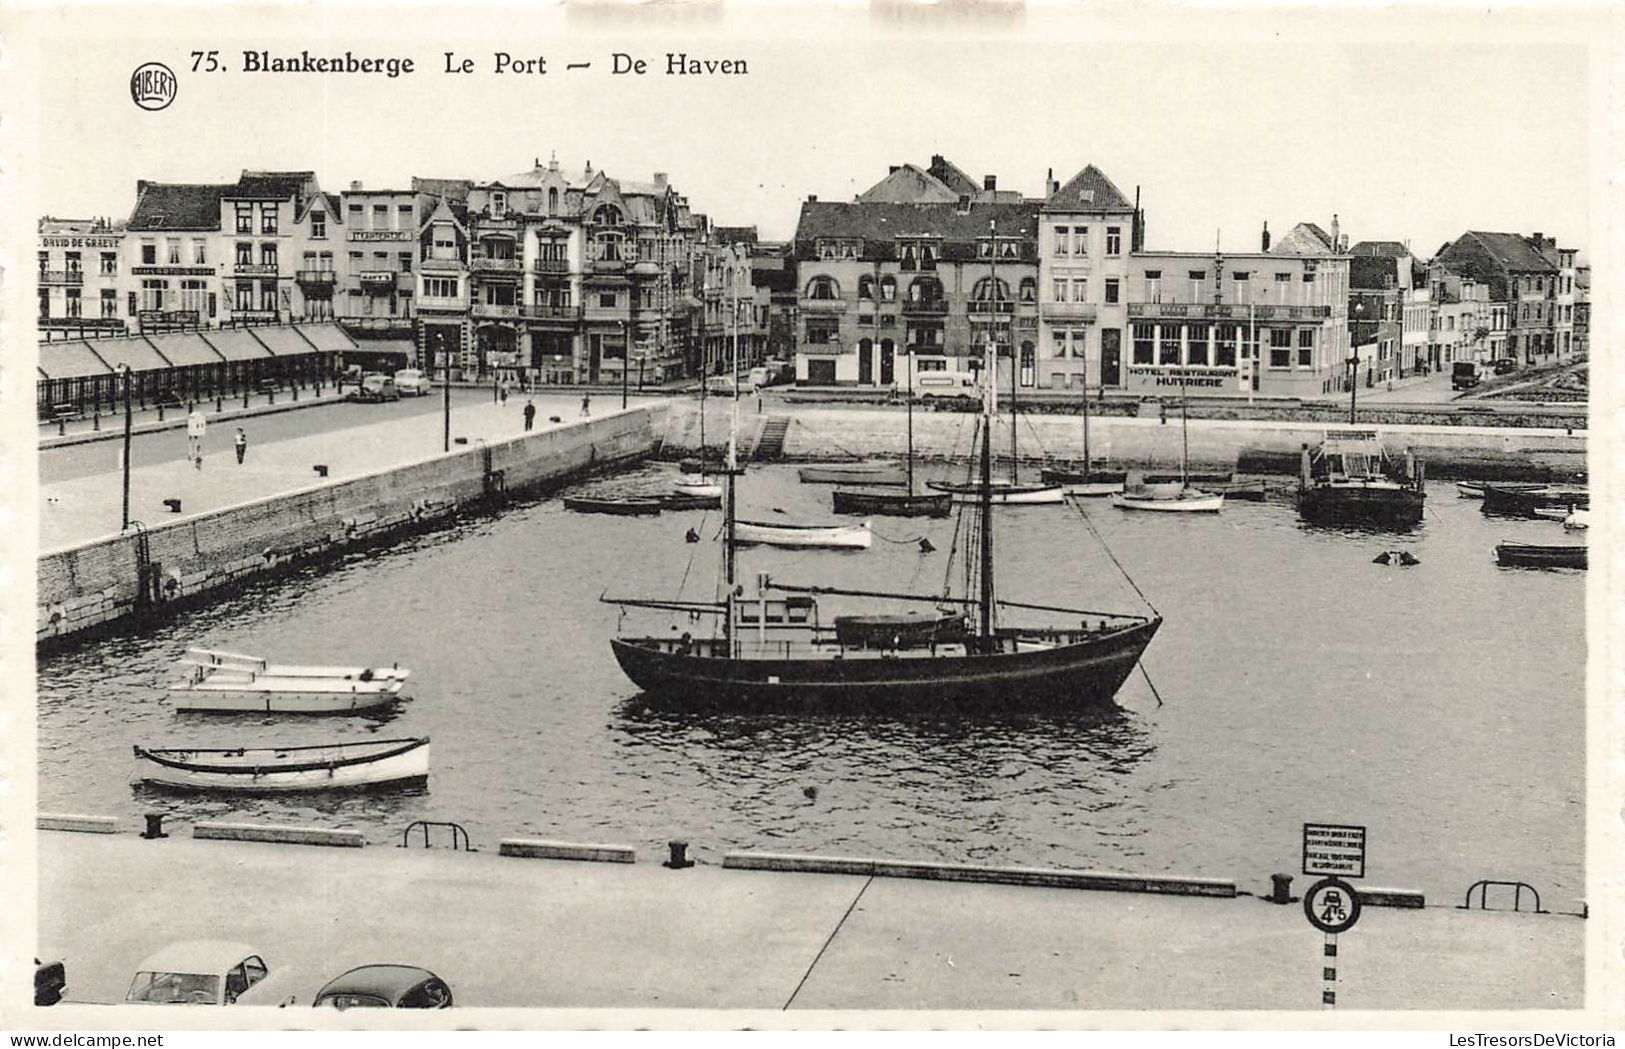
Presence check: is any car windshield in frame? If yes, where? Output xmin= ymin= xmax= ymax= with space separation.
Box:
xmin=316 ymin=993 xmax=392 ymax=1009
xmin=127 ymin=971 xmax=219 ymax=1004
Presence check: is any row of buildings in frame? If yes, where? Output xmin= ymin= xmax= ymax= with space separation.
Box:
xmin=37 ymin=154 xmax=1586 ymax=401
xmin=37 ymin=159 xmax=786 ymax=388
xmin=788 ymin=155 xmax=1588 ymax=398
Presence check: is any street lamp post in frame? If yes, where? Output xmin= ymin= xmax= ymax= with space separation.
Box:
xmin=1348 ymin=300 xmax=1364 ymax=425
xmin=621 ymin=319 xmax=630 ymax=410
xmin=119 ymin=364 xmax=133 ymax=531
xmin=442 ymin=337 xmax=452 ymax=453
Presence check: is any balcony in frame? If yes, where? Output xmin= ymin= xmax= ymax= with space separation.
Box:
xmin=341 ymin=316 xmax=414 ymax=334
xmin=417 ymin=295 xmax=468 ymax=312
xmin=520 ymin=304 xmax=582 ymax=323
xmin=591 ymin=257 xmax=628 ymax=274
xmin=234 ymin=263 xmax=279 ymax=276
xmin=38 ymin=270 xmax=84 ymax=285
xmin=1042 ymin=302 xmax=1099 ymax=321
xmin=800 ymin=297 xmax=849 ymax=314
xmin=533 ymin=258 xmax=571 ymax=275
xmin=900 ymin=299 xmax=947 ymax=316
xmin=296 ymin=269 xmax=337 ymax=285
xmin=965 ymin=301 xmax=1015 ymax=315
xmin=470 ymin=255 xmax=523 ymax=275
xmin=472 ymin=302 xmax=520 ymax=320
xmin=1127 ymin=301 xmax=1331 ymax=321
xmin=420 ymin=255 xmax=465 ymax=273
xmin=228 ymin=309 xmax=282 ymax=324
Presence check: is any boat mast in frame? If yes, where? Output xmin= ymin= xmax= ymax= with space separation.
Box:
xmin=906 ymin=342 xmax=915 ymax=494
xmin=992 ymin=218 xmax=1017 ymax=484
xmin=1081 ymin=337 xmax=1091 ymax=475
xmin=723 ymin=249 xmax=740 ymax=643
xmin=979 ymin=313 xmax=997 ymax=647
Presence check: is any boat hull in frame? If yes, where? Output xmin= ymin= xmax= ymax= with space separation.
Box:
xmin=610 ymin=618 xmax=1160 ymax=709
xmin=674 ymin=479 xmax=723 ymax=499
xmin=1112 ymin=490 xmax=1225 ymax=513
xmin=170 ymin=679 xmax=404 ymax=713
xmin=798 ymin=463 xmax=908 ymax=486
xmin=133 ymin=738 xmax=430 ymax=792
xmin=1297 ymin=485 xmax=1424 ymax=526
xmin=928 ymin=482 xmax=1066 ymax=505
xmin=1039 ymin=468 xmax=1126 ymax=496
xmin=1480 ymin=484 xmax=1589 ymax=518
xmin=831 ymin=487 xmax=952 ymax=518
xmin=661 ymin=493 xmax=723 ymax=511
xmin=1141 ymin=472 xmax=1234 ymax=485
xmin=1495 ymin=542 xmax=1587 ymax=569
xmin=735 ymin=519 xmax=873 ymax=549
xmin=563 ymin=497 xmax=663 ymax=516
xmin=1204 ymin=479 xmax=1266 ymax=501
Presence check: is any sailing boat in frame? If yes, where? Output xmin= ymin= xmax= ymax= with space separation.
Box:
xmin=674 ymin=284 xmax=726 ymax=501
xmin=604 ymin=326 xmax=1162 ymax=709
xmin=1040 ymin=344 xmax=1126 ymax=496
xmin=1111 ymin=377 xmax=1224 ymax=513
xmin=927 ymin=219 xmax=1064 ymax=506
xmin=832 ymin=345 xmax=951 ymax=517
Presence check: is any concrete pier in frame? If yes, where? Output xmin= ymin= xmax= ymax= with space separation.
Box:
xmin=36 ymin=828 xmax=1581 ymax=1012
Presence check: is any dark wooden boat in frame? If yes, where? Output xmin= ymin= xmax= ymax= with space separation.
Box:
xmin=832 ymin=611 xmax=966 ymax=649
xmin=662 ymin=492 xmax=723 ymax=511
xmin=1494 ymin=542 xmax=1587 ymax=569
xmin=1040 ymin=466 xmax=1129 ymax=485
xmin=678 ymin=455 xmax=726 ymax=475
xmin=832 ymin=487 xmax=951 ymax=517
xmin=1204 ymin=478 xmax=1266 ymax=501
xmin=563 ymin=496 xmax=663 ymax=516
xmin=799 ymin=462 xmax=908 ymax=486
xmin=1296 ymin=432 xmax=1425 ymax=527
xmin=1143 ymin=471 xmax=1234 ymax=485
xmin=1480 ymin=483 xmax=1590 ymax=518
xmin=1457 ymin=480 xmax=1544 ymax=500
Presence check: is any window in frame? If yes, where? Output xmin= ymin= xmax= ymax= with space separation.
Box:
xmin=1052 ymin=330 xmax=1068 ymax=358
xmin=348 ymin=203 xmax=364 ymax=227
xmin=236 ymin=203 xmax=253 ymax=233
xmin=1104 ymin=278 xmax=1119 ymax=304
xmin=1074 ymin=227 xmax=1088 ymax=255
xmin=1189 ymin=270 xmax=1206 ymax=301
xmin=1019 ymin=277 xmax=1036 ymax=302
xmin=491 ymin=191 xmax=507 ymax=216
xmin=971 ymin=277 xmax=1008 ymax=302
xmin=805 ymin=322 xmax=838 ymax=345
xmin=141 ymin=241 xmax=156 ymax=265
xmin=65 ymin=288 xmax=82 ymax=317
xmin=1158 ymin=323 xmax=1181 ymax=364
xmin=165 ymin=240 xmax=180 ymax=265
xmin=806 ymin=276 xmax=840 ymax=300
xmin=548 ymin=188 xmax=559 ymax=215
xmin=38 ymin=251 xmax=48 ymax=274
xmin=423 ymin=276 xmax=458 ymax=298
xmin=261 ymin=205 xmax=278 ymax=235
xmin=399 ymin=252 xmax=413 ymax=273
xmin=1187 ymin=324 xmax=1209 ymax=365
xmin=1215 ymin=323 xmax=1237 ymax=367
xmin=260 ymin=280 xmax=278 ymax=311
xmin=180 ymin=280 xmax=207 ymax=312
xmin=372 ymin=204 xmax=388 ymax=229
xmin=1144 ymin=270 xmax=1162 ymax=303
xmin=1071 ymin=278 xmax=1087 ymax=303
xmin=38 ymin=288 xmax=49 ymax=319
xmin=858 ymin=275 xmax=875 ymax=301
xmin=235 ymin=242 xmax=252 ymax=267
xmin=141 ymin=278 xmax=168 ymax=310
xmin=311 ymin=211 xmax=326 ymax=239
xmin=1297 ymin=327 xmax=1314 ymax=367
xmin=1105 ymin=227 xmax=1121 ymax=255
xmin=599 ymin=290 xmax=617 ymax=308
xmin=879 ymin=276 xmax=896 ymax=301
xmin=1132 ymin=323 xmax=1155 ymax=365
xmin=261 ymin=243 xmax=278 ymax=268
xmin=192 ymin=240 xmax=207 ymax=265
xmin=1269 ymin=327 xmax=1292 ymax=368
xmin=1070 ymin=329 xmax=1089 ymax=359
xmin=1274 ymin=272 xmax=1291 ymax=303
xmin=1052 ymin=278 xmax=1067 ymax=301
xmin=1053 ymin=227 xmax=1069 ymax=255
xmin=900 ymin=243 xmax=918 ymax=271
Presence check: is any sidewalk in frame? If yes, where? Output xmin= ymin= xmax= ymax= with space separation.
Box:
xmin=39 ymin=386 xmax=349 ymax=450
xmin=36 ymin=830 xmax=1583 ymax=1012
xmin=40 ymin=394 xmax=642 ymax=551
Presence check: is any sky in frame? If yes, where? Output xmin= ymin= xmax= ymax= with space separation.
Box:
xmin=18 ymin=4 xmax=1596 ymax=259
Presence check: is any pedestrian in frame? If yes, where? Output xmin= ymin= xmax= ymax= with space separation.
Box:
xmin=234 ymin=427 xmax=247 ymax=464
xmin=523 ymin=399 xmax=536 ymax=432
xmin=1159 ymin=401 xmax=1168 ymax=426
xmin=499 ymin=381 xmax=509 ymax=405
xmin=756 ymin=388 xmax=763 ymax=414
xmin=186 ymin=407 xmax=207 ymax=464
xmin=581 ymin=392 xmax=591 ymax=418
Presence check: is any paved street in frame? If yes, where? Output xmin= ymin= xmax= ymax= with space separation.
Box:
xmin=36 ymin=830 xmax=1582 ymax=1012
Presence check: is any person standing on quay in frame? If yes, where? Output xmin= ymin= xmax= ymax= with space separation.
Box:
xmin=580 ymin=392 xmax=591 ymax=418
xmin=186 ymin=407 xmax=207 ymax=467
xmin=523 ymin=399 xmax=536 ymax=432
xmin=234 ymin=427 xmax=248 ymax=464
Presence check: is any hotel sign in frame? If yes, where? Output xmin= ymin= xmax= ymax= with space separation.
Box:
xmin=42 ymin=236 xmax=122 ymax=248
xmin=1127 ymin=365 xmax=1238 ymax=390
xmin=133 ymin=266 xmax=215 ymax=276
xmin=359 ymin=271 xmax=396 ymax=284
xmin=349 ymin=230 xmax=413 ymax=242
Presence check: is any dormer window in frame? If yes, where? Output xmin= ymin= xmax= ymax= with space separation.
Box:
xmin=492 ymin=192 xmax=507 ymax=217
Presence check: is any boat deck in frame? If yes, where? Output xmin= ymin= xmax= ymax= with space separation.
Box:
xmin=644 ymin=621 xmax=1150 ymax=662
xmin=174 ymin=671 xmax=404 ymax=695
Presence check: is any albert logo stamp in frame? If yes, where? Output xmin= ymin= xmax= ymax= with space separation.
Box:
xmin=130 ymin=62 xmax=176 ymax=111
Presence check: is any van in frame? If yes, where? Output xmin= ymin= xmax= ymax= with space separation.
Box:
xmin=393 ymin=368 xmax=431 ymax=396
xmin=1451 ymin=361 xmax=1481 ymax=390
xmin=915 ymin=372 xmax=978 ymax=400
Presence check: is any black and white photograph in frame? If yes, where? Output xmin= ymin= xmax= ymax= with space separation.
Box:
xmin=2 ymin=0 xmax=1619 ymax=1033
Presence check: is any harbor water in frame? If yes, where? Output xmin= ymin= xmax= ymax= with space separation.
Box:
xmin=36 ymin=463 xmax=1585 ymax=903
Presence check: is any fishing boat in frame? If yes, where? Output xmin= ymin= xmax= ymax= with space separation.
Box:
xmin=734 ymin=518 xmax=873 ymax=550
xmin=132 ymin=737 xmax=430 ymax=792
xmin=563 ymin=496 xmax=663 ymax=516
xmin=1494 ymin=542 xmax=1587 ymax=570
xmin=1112 ymin=483 xmax=1225 ymax=513
xmin=927 ymin=479 xmax=1066 ymax=505
xmin=1037 ymin=360 xmax=1125 ymax=496
xmin=1456 ymin=480 xmax=1543 ymax=500
xmin=831 ymin=349 xmax=951 ymax=518
xmin=799 ymin=462 xmax=908 ymax=486
xmin=1480 ymin=483 xmax=1589 ymax=518
xmin=604 ymin=256 xmax=1162 ymax=711
xmin=662 ymin=492 xmax=723 ymax=511
xmin=169 ymin=649 xmax=408 ymax=714
xmin=1296 ymin=431 xmax=1425 ymax=527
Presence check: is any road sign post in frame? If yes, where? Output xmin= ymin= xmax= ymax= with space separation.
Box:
xmin=1301 ymin=823 xmax=1367 ymax=1008
xmin=1303 ymin=822 xmax=1366 ymax=878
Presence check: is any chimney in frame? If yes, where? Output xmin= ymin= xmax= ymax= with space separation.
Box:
xmin=585 ymin=160 xmax=593 ymax=174
xmin=137 ymin=179 xmax=149 ymax=196
xmin=807 ymin=194 xmax=817 ymax=203
xmin=654 ymin=172 xmax=668 ymax=190
xmin=1261 ymin=221 xmax=1271 ymax=252
xmin=889 ymin=165 xmax=900 ymax=175
xmin=1330 ymin=214 xmax=1340 ymax=254
xmin=1531 ymin=232 xmax=1544 ymax=250
xmin=549 ymin=153 xmax=560 ymax=173
xmin=983 ymin=175 xmax=997 ymax=192
xmin=931 ymin=153 xmax=946 ymax=169
xmin=956 ymin=194 xmax=971 ymax=214
xmin=349 ymin=180 xmax=363 ymax=191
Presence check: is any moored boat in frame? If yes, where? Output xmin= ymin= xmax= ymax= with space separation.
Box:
xmin=170 ymin=649 xmax=408 ymax=714
xmin=927 ymin=480 xmax=1066 ymax=505
xmin=1564 ymin=510 xmax=1589 ymax=530
xmin=563 ymin=496 xmax=663 ymax=516
xmin=1039 ymin=466 xmax=1127 ymax=497
xmin=832 ymin=611 xmax=966 ymax=649
xmin=132 ymin=737 xmax=430 ymax=792
xmin=674 ymin=475 xmax=723 ymax=499
xmin=1480 ymin=483 xmax=1589 ymax=518
xmin=1111 ymin=485 xmax=1225 ymax=513
xmin=798 ymin=462 xmax=908 ymax=486
xmin=1142 ymin=471 xmax=1235 ymax=485
xmin=1203 ymin=478 xmax=1266 ymax=501
xmin=735 ymin=518 xmax=873 ymax=549
xmin=1456 ymin=480 xmax=1543 ymax=500
xmin=661 ymin=492 xmax=723 ymax=511
xmin=1494 ymin=542 xmax=1587 ymax=570
xmin=1296 ymin=432 xmax=1425 ymax=527
xmin=832 ymin=487 xmax=951 ymax=517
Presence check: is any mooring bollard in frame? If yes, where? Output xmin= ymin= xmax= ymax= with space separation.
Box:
xmin=1269 ymin=872 xmax=1294 ymax=904
xmin=142 ymin=813 xmax=168 ymax=840
xmin=216 ymin=396 xmax=224 ymax=413
xmin=157 ymin=405 xmax=165 ymax=422
xmin=664 ymin=840 xmax=695 ymax=869
xmin=93 ymin=412 xmax=100 ymax=431
xmin=268 ymin=388 xmax=276 ymax=406
xmin=292 ymin=386 xmax=299 ymax=402
xmin=57 ymin=419 xmax=66 ymax=436
xmin=454 ymin=437 xmax=469 ymax=445
xmin=243 ymin=389 xmax=251 ymax=409
xmin=163 ymin=498 xmax=182 ymax=513
xmin=313 ymin=465 xmax=329 ymax=478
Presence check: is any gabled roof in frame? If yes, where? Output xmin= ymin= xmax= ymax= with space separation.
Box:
xmin=713 ymin=225 xmax=759 ymax=247
xmin=411 ymin=177 xmax=473 ymax=202
xmin=1348 ymin=240 xmax=1408 ymax=257
xmin=1465 ymin=231 xmax=1557 ymax=272
xmin=128 ymin=182 xmax=232 ymax=231
xmin=794 ymin=200 xmax=1042 ymax=261
xmin=926 ymin=155 xmax=981 ymax=197
xmin=857 ymin=163 xmax=960 ymax=205
xmin=299 ymin=191 xmax=343 ymax=225
xmin=1350 ymin=256 xmax=1401 ymax=290
xmin=1044 ymin=164 xmax=1134 ymax=213
xmin=230 ymin=173 xmax=307 ymax=200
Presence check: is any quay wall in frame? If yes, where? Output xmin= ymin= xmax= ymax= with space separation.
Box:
xmin=658 ymin=403 xmax=1586 ymax=481
xmin=37 ymin=406 xmax=665 ymax=647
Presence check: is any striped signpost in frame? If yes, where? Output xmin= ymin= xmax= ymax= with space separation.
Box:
xmin=1302 ymin=822 xmax=1367 ymax=1008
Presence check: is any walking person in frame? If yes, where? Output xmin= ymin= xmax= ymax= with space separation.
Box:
xmin=580 ymin=392 xmax=591 ymax=418
xmin=186 ymin=407 xmax=207 ymax=467
xmin=499 ymin=381 xmax=509 ymax=406
xmin=523 ymin=399 xmax=536 ymax=432
xmin=234 ymin=427 xmax=248 ymax=464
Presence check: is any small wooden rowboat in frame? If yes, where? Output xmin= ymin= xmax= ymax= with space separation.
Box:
xmin=563 ymin=496 xmax=663 ymax=516
xmin=831 ymin=487 xmax=952 ymax=518
xmin=132 ymin=737 xmax=431 ymax=792
xmin=1456 ymin=481 xmax=1543 ymax=499
xmin=662 ymin=492 xmax=723 ymax=511
xmin=798 ymin=462 xmax=908 ymax=487
xmin=1203 ymin=478 xmax=1266 ymax=501
xmin=1112 ymin=485 xmax=1225 ymax=513
xmin=735 ymin=518 xmax=873 ymax=549
xmin=170 ymin=649 xmax=408 ymax=714
xmin=833 ymin=611 xmax=966 ymax=649
xmin=1494 ymin=542 xmax=1587 ymax=570
xmin=1480 ymin=483 xmax=1589 ymax=517
xmin=1039 ymin=466 xmax=1127 ymax=497
xmin=927 ymin=480 xmax=1066 ymax=505
xmin=674 ymin=476 xmax=723 ymax=499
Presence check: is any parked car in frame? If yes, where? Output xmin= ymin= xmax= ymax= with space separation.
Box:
xmin=1492 ymin=358 xmax=1518 ymax=375
xmin=314 ymin=965 xmax=453 ymax=1009
xmin=705 ymin=375 xmax=738 ymax=396
xmin=1451 ymin=361 xmax=1481 ymax=390
xmin=348 ymin=373 xmax=400 ymax=403
xmin=393 ymin=368 xmax=432 ymax=396
xmin=915 ymin=372 xmax=978 ymax=400
xmin=124 ymin=941 xmax=298 ymax=1006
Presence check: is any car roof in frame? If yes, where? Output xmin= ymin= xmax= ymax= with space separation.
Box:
xmin=135 ymin=940 xmax=257 ymax=973
xmin=317 ymin=965 xmax=439 ymax=997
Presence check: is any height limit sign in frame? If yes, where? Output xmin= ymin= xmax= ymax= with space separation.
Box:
xmin=1302 ymin=822 xmax=1366 ymax=879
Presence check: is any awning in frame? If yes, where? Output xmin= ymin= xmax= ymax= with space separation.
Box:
xmin=90 ymin=336 xmax=170 ymax=374
xmin=252 ymin=325 xmax=315 ymax=357
xmin=346 ymin=338 xmax=415 ymax=359
xmin=143 ymin=332 xmax=225 ymax=368
xmin=38 ymin=340 xmax=113 ymax=380
xmin=294 ymin=322 xmax=357 ymax=353
xmin=200 ymin=329 xmax=272 ymax=362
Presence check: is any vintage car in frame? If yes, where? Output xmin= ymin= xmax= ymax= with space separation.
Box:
xmin=348 ymin=373 xmax=401 ymax=403
xmin=393 ymin=368 xmax=432 ymax=396
xmin=313 ymin=964 xmax=453 ymax=1009
xmin=124 ymin=941 xmax=297 ymax=1006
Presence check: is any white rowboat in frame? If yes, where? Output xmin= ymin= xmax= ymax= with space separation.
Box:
xmin=928 ymin=480 xmax=1067 ymax=505
xmin=1112 ymin=487 xmax=1226 ymax=513
xmin=674 ymin=476 xmax=723 ymax=499
xmin=735 ymin=518 xmax=873 ymax=549
xmin=132 ymin=737 xmax=430 ymax=792
xmin=170 ymin=648 xmax=408 ymax=714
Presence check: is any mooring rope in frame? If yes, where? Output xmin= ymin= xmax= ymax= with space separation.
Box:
xmin=1138 ymin=662 xmax=1165 ymax=707
xmin=1067 ymin=496 xmax=1159 ymax=618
